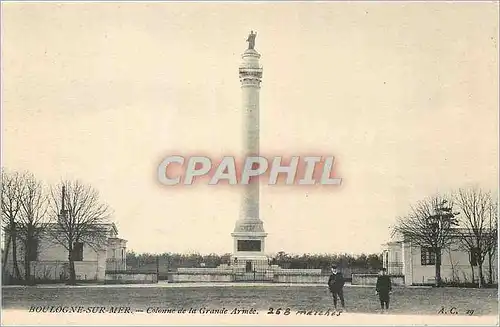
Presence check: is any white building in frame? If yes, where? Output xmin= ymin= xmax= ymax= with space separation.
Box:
xmin=3 ymin=223 xmax=127 ymax=282
xmin=382 ymin=230 xmax=497 ymax=286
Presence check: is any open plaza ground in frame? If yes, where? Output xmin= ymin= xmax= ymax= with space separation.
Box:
xmin=2 ymin=283 xmax=498 ymax=326
xmin=2 ymin=283 xmax=498 ymax=315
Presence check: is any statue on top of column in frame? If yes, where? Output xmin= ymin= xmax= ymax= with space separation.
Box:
xmin=246 ymin=31 xmax=257 ymax=50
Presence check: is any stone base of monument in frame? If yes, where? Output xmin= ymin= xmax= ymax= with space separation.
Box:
xmin=168 ymin=262 xmax=327 ymax=284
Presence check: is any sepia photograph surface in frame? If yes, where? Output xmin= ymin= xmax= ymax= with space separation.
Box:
xmin=1 ymin=1 xmax=499 ymax=326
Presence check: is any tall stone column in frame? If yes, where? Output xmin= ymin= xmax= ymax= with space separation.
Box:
xmin=231 ymin=32 xmax=268 ymax=272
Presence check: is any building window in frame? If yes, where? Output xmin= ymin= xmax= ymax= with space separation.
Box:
xmin=27 ymin=239 xmax=39 ymax=261
xmin=470 ymin=247 xmax=480 ymax=266
xmin=73 ymin=242 xmax=84 ymax=261
xmin=420 ymin=247 xmax=436 ymax=266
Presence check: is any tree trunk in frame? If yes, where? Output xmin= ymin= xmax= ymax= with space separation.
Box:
xmin=2 ymin=234 xmax=12 ymax=269
xmin=10 ymin=223 xmax=22 ymax=281
xmin=470 ymin=264 xmax=475 ymax=285
xmin=434 ymin=248 xmax=442 ymax=287
xmin=24 ymin=247 xmax=31 ymax=285
xmin=488 ymin=251 xmax=493 ymax=285
xmin=478 ymin=262 xmax=484 ymax=288
xmin=24 ymin=235 xmax=37 ymax=286
xmin=2 ymin=235 xmax=12 ymax=284
xmin=448 ymin=250 xmax=458 ymax=283
xmin=67 ymin=246 xmax=77 ymax=285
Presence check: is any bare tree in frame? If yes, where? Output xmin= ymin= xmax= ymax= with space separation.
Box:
xmin=456 ymin=227 xmax=478 ymax=285
xmin=485 ymin=196 xmax=498 ymax=285
xmin=49 ymin=180 xmax=113 ymax=285
xmin=17 ymin=173 xmax=50 ymax=284
xmin=445 ymin=248 xmax=460 ymax=283
xmin=1 ymin=168 xmax=24 ymax=281
xmin=392 ymin=194 xmax=459 ymax=286
xmin=455 ymin=187 xmax=494 ymax=288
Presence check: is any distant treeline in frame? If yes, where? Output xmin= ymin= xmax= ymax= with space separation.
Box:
xmin=125 ymin=251 xmax=383 ymax=277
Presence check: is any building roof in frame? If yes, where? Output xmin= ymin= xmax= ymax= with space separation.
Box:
xmin=382 ymin=241 xmax=402 ymax=246
xmin=392 ymin=227 xmax=496 ymax=242
xmin=43 ymin=222 xmax=119 ymax=235
xmin=108 ymin=237 xmax=128 ymax=243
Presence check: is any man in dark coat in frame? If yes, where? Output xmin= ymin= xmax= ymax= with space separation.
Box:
xmin=328 ymin=265 xmax=345 ymax=311
xmin=375 ymin=267 xmax=392 ymax=312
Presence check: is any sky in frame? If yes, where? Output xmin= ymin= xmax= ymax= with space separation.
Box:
xmin=2 ymin=2 xmax=498 ymax=255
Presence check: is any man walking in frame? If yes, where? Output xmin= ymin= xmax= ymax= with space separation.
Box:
xmin=328 ymin=265 xmax=345 ymax=311
xmin=375 ymin=267 xmax=392 ymax=313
